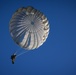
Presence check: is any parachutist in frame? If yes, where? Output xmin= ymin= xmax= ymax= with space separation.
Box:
xmin=11 ymin=54 xmax=16 ymax=64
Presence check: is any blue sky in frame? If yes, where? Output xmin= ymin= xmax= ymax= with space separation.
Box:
xmin=0 ymin=0 xmax=76 ymax=75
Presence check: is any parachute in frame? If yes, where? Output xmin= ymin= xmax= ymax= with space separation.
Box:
xmin=9 ymin=6 xmax=50 ymax=64
xmin=9 ymin=6 xmax=50 ymax=50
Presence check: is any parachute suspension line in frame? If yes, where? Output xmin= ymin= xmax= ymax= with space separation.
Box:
xmin=14 ymin=48 xmax=22 ymax=55
xmin=16 ymin=50 xmax=30 ymax=58
xmin=14 ymin=51 xmax=18 ymax=55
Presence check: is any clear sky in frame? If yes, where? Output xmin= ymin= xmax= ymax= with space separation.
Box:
xmin=0 ymin=0 xmax=76 ymax=75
